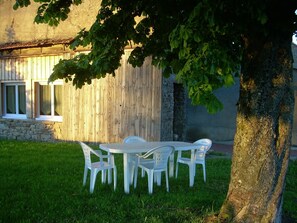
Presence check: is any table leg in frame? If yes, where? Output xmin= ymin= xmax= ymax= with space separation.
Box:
xmin=107 ymin=152 xmax=112 ymax=184
xmin=169 ymin=153 xmax=174 ymax=177
xmin=123 ymin=153 xmax=130 ymax=194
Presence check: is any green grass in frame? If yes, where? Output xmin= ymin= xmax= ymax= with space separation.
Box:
xmin=283 ymin=157 xmax=297 ymax=221
xmin=0 ymin=140 xmax=296 ymax=222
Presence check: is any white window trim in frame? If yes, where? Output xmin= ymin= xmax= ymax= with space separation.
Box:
xmin=2 ymin=82 xmax=27 ymax=120
xmin=35 ymin=81 xmax=63 ymax=122
xmin=36 ymin=115 xmax=63 ymax=122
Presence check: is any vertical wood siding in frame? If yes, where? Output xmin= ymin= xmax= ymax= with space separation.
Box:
xmin=0 ymin=50 xmax=163 ymax=143
xmin=61 ymin=50 xmax=162 ymax=143
xmin=0 ymin=55 xmax=63 ymax=81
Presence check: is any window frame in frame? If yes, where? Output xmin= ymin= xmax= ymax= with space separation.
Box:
xmin=2 ymin=82 xmax=27 ymax=120
xmin=35 ymin=81 xmax=63 ymax=122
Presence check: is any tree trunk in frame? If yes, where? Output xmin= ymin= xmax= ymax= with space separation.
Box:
xmin=218 ymin=36 xmax=294 ymax=222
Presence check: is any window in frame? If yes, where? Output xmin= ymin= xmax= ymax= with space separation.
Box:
xmin=36 ymin=82 xmax=63 ymax=122
xmin=3 ymin=83 xmax=26 ymax=119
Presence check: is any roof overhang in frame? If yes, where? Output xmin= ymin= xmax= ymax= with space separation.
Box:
xmin=0 ymin=38 xmax=74 ymax=51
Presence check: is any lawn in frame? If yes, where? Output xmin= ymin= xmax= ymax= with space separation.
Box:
xmin=0 ymin=140 xmax=296 ymax=222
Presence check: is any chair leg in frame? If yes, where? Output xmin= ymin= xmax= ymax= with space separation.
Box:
xmin=175 ymin=151 xmax=182 ymax=178
xmin=107 ymin=154 xmax=112 ymax=184
xmin=130 ymin=164 xmax=135 ymax=185
xmin=165 ymin=170 xmax=169 ymax=192
xmin=156 ymin=172 xmax=161 ymax=186
xmin=154 ymin=173 xmax=160 ymax=184
xmin=189 ymin=164 xmax=195 ymax=187
xmin=202 ymin=163 xmax=206 ymax=182
xmin=175 ymin=161 xmax=179 ymax=178
xmin=108 ymin=169 xmax=112 ymax=184
xmin=90 ymin=169 xmax=98 ymax=193
xmin=148 ymin=170 xmax=154 ymax=194
xmin=113 ymin=167 xmax=117 ymax=191
xmin=134 ymin=165 xmax=139 ymax=188
xmin=169 ymin=153 xmax=174 ymax=177
xmin=83 ymin=166 xmax=88 ymax=186
xmin=101 ymin=170 xmax=106 ymax=184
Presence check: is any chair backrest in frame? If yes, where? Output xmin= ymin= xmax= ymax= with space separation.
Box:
xmin=154 ymin=146 xmax=174 ymax=170
xmin=79 ymin=141 xmax=97 ymax=168
xmin=142 ymin=145 xmax=174 ymax=170
xmin=193 ymin=139 xmax=212 ymax=160
xmin=123 ymin=136 xmax=146 ymax=143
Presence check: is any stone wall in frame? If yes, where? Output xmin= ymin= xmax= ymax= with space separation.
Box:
xmin=160 ymin=76 xmax=174 ymax=141
xmin=173 ymin=83 xmax=186 ymax=141
xmin=0 ymin=119 xmax=63 ymax=142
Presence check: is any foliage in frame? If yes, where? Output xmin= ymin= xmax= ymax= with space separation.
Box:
xmin=11 ymin=1 xmax=297 ymax=113
xmin=13 ymin=0 xmax=83 ymax=26
xmin=0 ymin=140 xmax=296 ymax=222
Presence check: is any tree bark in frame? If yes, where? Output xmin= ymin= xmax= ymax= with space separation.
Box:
xmin=218 ymin=36 xmax=294 ymax=222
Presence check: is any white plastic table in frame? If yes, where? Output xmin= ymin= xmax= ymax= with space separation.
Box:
xmin=99 ymin=141 xmax=198 ymax=193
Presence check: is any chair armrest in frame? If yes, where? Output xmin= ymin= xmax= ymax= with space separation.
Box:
xmin=139 ymin=157 xmax=154 ymax=164
xmin=100 ymin=154 xmax=112 ymax=159
xmin=94 ymin=149 xmax=113 ymax=156
xmin=95 ymin=150 xmax=115 ymax=165
xmin=92 ymin=150 xmax=102 ymax=157
xmin=135 ymin=154 xmax=154 ymax=165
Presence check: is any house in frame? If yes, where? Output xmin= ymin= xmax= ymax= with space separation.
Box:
xmin=0 ymin=0 xmax=296 ymax=145
xmin=0 ymin=0 xmax=173 ymax=143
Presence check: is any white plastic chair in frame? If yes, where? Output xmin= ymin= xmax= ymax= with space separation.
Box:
xmin=123 ymin=136 xmax=146 ymax=144
xmin=79 ymin=141 xmax=117 ymax=193
xmin=134 ymin=145 xmax=175 ymax=194
xmin=175 ymin=138 xmax=212 ymax=186
xmin=123 ymin=136 xmax=146 ymax=184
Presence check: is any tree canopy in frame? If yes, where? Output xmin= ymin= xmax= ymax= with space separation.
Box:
xmin=13 ymin=1 xmax=297 ymax=113
xmin=16 ymin=0 xmax=295 ymax=113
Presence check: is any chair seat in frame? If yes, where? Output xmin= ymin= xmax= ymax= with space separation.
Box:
xmin=139 ymin=158 xmax=154 ymax=164
xmin=130 ymin=154 xmax=153 ymax=164
xmin=177 ymin=157 xmax=204 ymax=163
xmin=139 ymin=162 xmax=160 ymax=170
xmin=92 ymin=161 xmax=113 ymax=170
xmin=177 ymin=157 xmax=191 ymax=163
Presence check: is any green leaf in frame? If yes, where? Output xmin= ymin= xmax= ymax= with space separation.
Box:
xmin=13 ymin=0 xmax=31 ymax=9
xmin=163 ymin=66 xmax=172 ymax=78
xmin=210 ymin=64 xmax=215 ymax=75
xmin=224 ymin=73 xmax=235 ymax=86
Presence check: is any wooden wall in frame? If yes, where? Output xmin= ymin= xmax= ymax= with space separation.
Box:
xmin=0 ymin=48 xmax=163 ymax=143
xmin=62 ymin=51 xmax=163 ymax=143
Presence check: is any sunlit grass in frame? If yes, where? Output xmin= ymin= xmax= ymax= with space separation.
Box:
xmin=0 ymin=140 xmax=296 ymax=222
